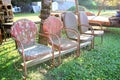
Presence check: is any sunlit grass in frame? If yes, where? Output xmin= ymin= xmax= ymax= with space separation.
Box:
xmin=0 ymin=11 xmax=120 ymax=79
xmin=45 ymin=28 xmax=120 ymax=80
xmin=13 ymin=12 xmax=40 ymax=22
xmin=0 ymin=28 xmax=120 ymax=80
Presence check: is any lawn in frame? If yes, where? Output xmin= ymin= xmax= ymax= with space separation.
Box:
xmin=0 ymin=11 xmax=120 ymax=80
xmin=13 ymin=13 xmax=40 ymax=22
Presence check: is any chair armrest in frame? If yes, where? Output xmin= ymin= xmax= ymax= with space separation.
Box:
xmin=63 ymin=27 xmax=80 ymax=43
xmin=38 ymin=32 xmax=61 ymax=50
xmin=80 ymin=24 xmax=94 ymax=35
xmin=89 ymin=22 xmax=103 ymax=30
xmin=11 ymin=37 xmax=25 ymax=58
xmin=38 ymin=32 xmax=60 ymax=44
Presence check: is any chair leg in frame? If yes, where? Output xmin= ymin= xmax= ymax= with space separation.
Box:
xmin=58 ymin=49 xmax=61 ymax=65
xmin=23 ymin=60 xmax=27 ymax=80
xmin=76 ymin=44 xmax=80 ymax=57
xmin=13 ymin=57 xmax=27 ymax=80
xmin=51 ymin=51 xmax=55 ymax=67
xmin=91 ymin=38 xmax=94 ymax=49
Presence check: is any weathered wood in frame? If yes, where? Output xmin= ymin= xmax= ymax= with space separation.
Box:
xmin=21 ymin=41 xmax=91 ymax=67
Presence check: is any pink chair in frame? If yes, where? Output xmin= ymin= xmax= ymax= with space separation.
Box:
xmin=43 ymin=16 xmax=80 ymax=64
xmin=11 ymin=19 xmax=55 ymax=79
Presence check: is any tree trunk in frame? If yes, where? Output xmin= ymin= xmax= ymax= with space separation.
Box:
xmin=39 ymin=0 xmax=51 ymax=45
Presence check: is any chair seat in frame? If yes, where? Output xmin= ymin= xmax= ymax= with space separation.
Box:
xmin=80 ymin=34 xmax=94 ymax=41
xmin=85 ymin=30 xmax=104 ymax=36
xmin=18 ymin=44 xmax=52 ymax=60
xmin=52 ymin=38 xmax=79 ymax=51
xmin=80 ymin=41 xmax=91 ymax=48
xmin=68 ymin=34 xmax=93 ymax=42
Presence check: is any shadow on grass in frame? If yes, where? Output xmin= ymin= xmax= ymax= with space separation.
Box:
xmin=0 ymin=38 xmax=22 ymax=80
xmin=0 ymin=28 xmax=120 ymax=80
xmin=44 ymin=28 xmax=120 ymax=80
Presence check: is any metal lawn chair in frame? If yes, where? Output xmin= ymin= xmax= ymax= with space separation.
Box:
xmin=43 ymin=16 xmax=80 ymax=65
xmin=79 ymin=11 xmax=104 ymax=44
xmin=11 ymin=19 xmax=55 ymax=79
xmin=62 ymin=12 xmax=94 ymax=48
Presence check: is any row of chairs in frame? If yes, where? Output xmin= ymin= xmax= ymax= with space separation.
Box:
xmin=10 ymin=11 xmax=104 ymax=79
xmin=62 ymin=11 xmax=104 ymax=47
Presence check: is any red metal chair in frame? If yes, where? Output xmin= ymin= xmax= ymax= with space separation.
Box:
xmin=43 ymin=16 xmax=80 ymax=65
xmin=11 ymin=19 xmax=55 ymax=79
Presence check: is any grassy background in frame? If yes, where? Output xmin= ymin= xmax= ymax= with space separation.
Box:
xmin=45 ymin=28 xmax=120 ymax=80
xmin=13 ymin=13 xmax=40 ymax=22
xmin=0 ymin=11 xmax=120 ymax=80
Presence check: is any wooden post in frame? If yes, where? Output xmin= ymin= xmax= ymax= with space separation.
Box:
xmin=75 ymin=0 xmax=81 ymax=33
xmin=97 ymin=0 xmax=106 ymax=16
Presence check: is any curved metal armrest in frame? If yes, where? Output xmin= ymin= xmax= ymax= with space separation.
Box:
xmin=11 ymin=37 xmax=25 ymax=58
xmin=38 ymin=32 xmax=60 ymax=44
xmin=38 ymin=32 xmax=61 ymax=49
xmin=49 ymin=33 xmax=61 ymax=49
xmin=80 ymin=24 xmax=94 ymax=35
xmin=63 ymin=27 xmax=80 ymax=43
xmin=89 ymin=22 xmax=103 ymax=30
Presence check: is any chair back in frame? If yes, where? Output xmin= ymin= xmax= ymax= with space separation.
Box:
xmin=43 ymin=16 xmax=63 ymax=37
xmin=11 ymin=19 xmax=38 ymax=48
xmin=79 ymin=11 xmax=89 ymax=32
xmin=63 ymin=12 xmax=78 ymax=38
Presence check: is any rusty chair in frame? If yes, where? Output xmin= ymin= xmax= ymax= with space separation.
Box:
xmin=79 ymin=11 xmax=104 ymax=44
xmin=11 ymin=19 xmax=55 ymax=79
xmin=43 ymin=16 xmax=80 ymax=65
xmin=62 ymin=12 xmax=94 ymax=49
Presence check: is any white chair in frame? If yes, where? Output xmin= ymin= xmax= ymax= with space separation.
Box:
xmin=62 ymin=12 xmax=94 ymax=48
xmin=79 ymin=11 xmax=104 ymax=44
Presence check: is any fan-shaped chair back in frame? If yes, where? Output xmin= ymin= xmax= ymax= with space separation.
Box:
xmin=11 ymin=19 xmax=55 ymax=79
xmin=63 ymin=12 xmax=79 ymax=38
xmin=79 ymin=11 xmax=89 ymax=33
xmin=11 ymin=19 xmax=38 ymax=48
xmin=43 ymin=16 xmax=63 ymax=37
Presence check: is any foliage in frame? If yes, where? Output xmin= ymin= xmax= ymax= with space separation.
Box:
xmin=78 ymin=0 xmax=97 ymax=9
xmin=0 ymin=12 xmax=120 ymax=80
xmin=11 ymin=0 xmax=41 ymax=4
xmin=11 ymin=0 xmax=48 ymax=6
xmin=1 ymin=27 xmax=120 ymax=80
xmin=77 ymin=0 xmax=120 ymax=10
xmin=95 ymin=0 xmax=120 ymax=7
xmin=45 ymin=28 xmax=120 ymax=80
xmin=67 ymin=6 xmax=89 ymax=12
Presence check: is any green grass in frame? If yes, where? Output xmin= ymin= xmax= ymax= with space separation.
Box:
xmin=0 ymin=28 xmax=120 ymax=80
xmin=0 ymin=11 xmax=120 ymax=80
xmin=45 ymin=29 xmax=120 ymax=80
xmin=13 ymin=13 xmax=40 ymax=22
xmin=14 ymin=13 xmax=40 ymax=17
